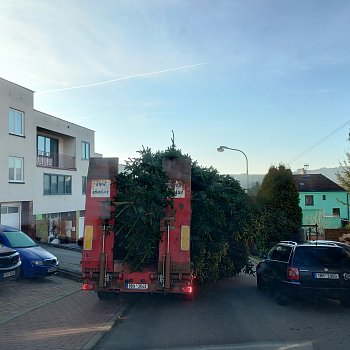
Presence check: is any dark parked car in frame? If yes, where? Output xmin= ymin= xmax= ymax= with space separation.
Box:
xmin=0 ymin=242 xmax=21 ymax=282
xmin=256 ymin=241 xmax=350 ymax=306
xmin=307 ymin=240 xmax=350 ymax=253
xmin=0 ymin=225 xmax=58 ymax=278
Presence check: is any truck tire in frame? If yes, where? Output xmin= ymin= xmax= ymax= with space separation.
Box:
xmin=183 ymin=293 xmax=193 ymax=301
xmin=97 ymin=291 xmax=118 ymax=300
xmin=174 ymin=293 xmax=193 ymax=301
xmin=274 ymin=287 xmax=289 ymax=306
xmin=256 ymin=274 xmax=263 ymax=290
xmin=340 ymin=298 xmax=350 ymax=308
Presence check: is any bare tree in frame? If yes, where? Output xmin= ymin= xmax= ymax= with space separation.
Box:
xmin=337 ymin=151 xmax=350 ymax=191
xmin=304 ymin=211 xmax=327 ymax=235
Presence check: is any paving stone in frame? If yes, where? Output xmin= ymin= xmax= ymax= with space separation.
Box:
xmin=0 ymin=276 xmax=125 ymax=350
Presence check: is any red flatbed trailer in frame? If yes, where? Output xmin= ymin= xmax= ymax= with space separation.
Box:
xmin=81 ymin=157 xmax=194 ymax=299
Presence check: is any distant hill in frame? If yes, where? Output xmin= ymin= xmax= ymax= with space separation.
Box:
xmin=231 ymin=166 xmax=342 ymax=188
xmin=293 ymin=167 xmax=341 ymax=183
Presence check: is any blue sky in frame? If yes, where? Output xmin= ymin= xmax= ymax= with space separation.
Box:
xmin=1 ymin=0 xmax=350 ymax=175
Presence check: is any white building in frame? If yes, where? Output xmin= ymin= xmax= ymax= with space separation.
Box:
xmin=0 ymin=77 xmax=98 ymax=242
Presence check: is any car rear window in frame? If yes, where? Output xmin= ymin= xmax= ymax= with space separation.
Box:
xmin=293 ymin=246 xmax=350 ymax=267
xmin=268 ymin=245 xmax=292 ymax=262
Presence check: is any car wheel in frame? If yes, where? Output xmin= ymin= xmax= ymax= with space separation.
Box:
xmin=17 ymin=266 xmax=24 ymax=279
xmin=339 ymin=298 xmax=350 ymax=308
xmin=274 ymin=288 xmax=289 ymax=305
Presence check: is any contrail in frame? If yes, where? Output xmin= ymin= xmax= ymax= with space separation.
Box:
xmin=37 ymin=62 xmax=207 ymax=94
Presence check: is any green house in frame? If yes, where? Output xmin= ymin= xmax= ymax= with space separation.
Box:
xmin=294 ymin=173 xmax=349 ymax=231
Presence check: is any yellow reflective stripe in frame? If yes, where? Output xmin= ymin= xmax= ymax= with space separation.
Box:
xmin=181 ymin=225 xmax=190 ymax=251
xmin=83 ymin=225 xmax=93 ymax=250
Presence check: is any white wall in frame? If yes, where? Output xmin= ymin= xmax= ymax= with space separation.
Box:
xmin=0 ymin=77 xmax=96 ymax=217
xmin=0 ymin=78 xmax=35 ymax=204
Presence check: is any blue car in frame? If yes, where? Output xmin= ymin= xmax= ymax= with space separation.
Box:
xmin=0 ymin=224 xmax=59 ymax=278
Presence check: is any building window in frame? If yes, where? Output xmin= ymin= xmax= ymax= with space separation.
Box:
xmin=82 ymin=141 xmax=90 ymax=160
xmin=9 ymin=157 xmax=24 ymax=182
xmin=9 ymin=108 xmax=24 ymax=136
xmin=1 ymin=206 xmax=19 ymax=215
xmin=37 ymin=135 xmax=59 ymax=157
xmin=333 ymin=208 xmax=340 ymax=217
xmin=322 ymin=195 xmax=326 ymax=200
xmin=51 ymin=175 xmax=58 ymax=195
xmin=43 ymin=174 xmax=51 ymax=194
xmin=65 ymin=176 xmax=72 ymax=194
xmin=305 ymin=195 xmax=314 ymax=206
xmin=44 ymin=173 xmax=72 ymax=195
xmin=82 ymin=176 xmax=87 ymax=195
xmin=58 ymin=175 xmax=65 ymax=194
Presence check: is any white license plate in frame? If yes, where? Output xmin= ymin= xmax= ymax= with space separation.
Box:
xmin=48 ymin=267 xmax=57 ymax=273
xmin=126 ymin=283 xmax=148 ymax=290
xmin=314 ymin=273 xmax=339 ymax=279
xmin=3 ymin=270 xmax=16 ymax=278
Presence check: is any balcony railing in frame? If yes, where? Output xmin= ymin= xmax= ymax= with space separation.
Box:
xmin=36 ymin=151 xmax=76 ymax=170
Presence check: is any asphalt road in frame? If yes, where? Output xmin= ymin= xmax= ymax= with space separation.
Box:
xmin=94 ymin=272 xmax=350 ymax=350
xmin=37 ymin=243 xmax=82 ymax=275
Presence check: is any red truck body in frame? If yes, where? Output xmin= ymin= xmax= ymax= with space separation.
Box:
xmin=81 ymin=157 xmax=194 ymax=298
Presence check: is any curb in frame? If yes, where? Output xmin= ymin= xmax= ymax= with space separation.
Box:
xmin=57 ymin=268 xmax=82 ymax=282
xmin=38 ymin=241 xmax=82 ymax=252
xmin=82 ymin=303 xmax=129 ymax=350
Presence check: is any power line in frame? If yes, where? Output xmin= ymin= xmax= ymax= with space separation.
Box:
xmin=287 ymin=119 xmax=350 ymax=165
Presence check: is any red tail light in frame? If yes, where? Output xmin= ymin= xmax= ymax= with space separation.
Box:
xmin=118 ymin=273 xmax=123 ymax=280
xmin=288 ymin=267 xmax=300 ymax=281
xmin=150 ymin=273 xmax=158 ymax=280
xmin=180 ymin=286 xmax=193 ymax=293
xmin=82 ymin=283 xmax=93 ymax=290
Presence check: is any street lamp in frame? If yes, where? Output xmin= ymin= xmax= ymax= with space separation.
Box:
xmin=217 ymin=145 xmax=249 ymax=191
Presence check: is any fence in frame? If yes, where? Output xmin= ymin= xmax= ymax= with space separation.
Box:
xmin=325 ymin=229 xmax=350 ymax=242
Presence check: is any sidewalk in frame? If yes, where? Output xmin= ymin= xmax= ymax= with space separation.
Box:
xmin=37 ymin=242 xmax=82 ymax=280
xmin=0 ymin=276 xmax=126 ymax=350
xmin=1 ymin=243 xmax=127 ymax=350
